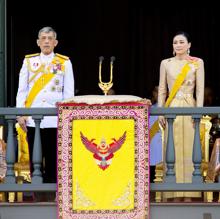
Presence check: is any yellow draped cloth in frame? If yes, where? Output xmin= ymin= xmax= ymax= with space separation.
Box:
xmin=57 ymin=99 xmax=149 ymax=218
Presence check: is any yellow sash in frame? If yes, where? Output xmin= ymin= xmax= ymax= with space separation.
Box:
xmin=164 ymin=64 xmax=190 ymax=107
xmin=16 ymin=73 xmax=55 ymax=173
xmin=150 ymin=62 xmax=195 ymax=141
xmin=149 ymin=118 xmax=160 ymax=140
xmin=25 ymin=73 xmax=54 ymax=107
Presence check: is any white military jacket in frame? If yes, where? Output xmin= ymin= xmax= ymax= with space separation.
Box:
xmin=16 ymin=52 xmax=75 ymax=128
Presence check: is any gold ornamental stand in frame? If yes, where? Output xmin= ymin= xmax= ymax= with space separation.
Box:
xmin=98 ymin=56 xmax=115 ymax=95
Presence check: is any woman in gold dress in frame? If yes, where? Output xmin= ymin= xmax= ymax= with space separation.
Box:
xmin=158 ymin=31 xmax=205 ymax=201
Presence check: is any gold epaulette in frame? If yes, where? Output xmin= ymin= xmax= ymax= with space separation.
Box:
xmin=25 ymin=53 xmax=40 ymax=58
xmin=55 ymin=53 xmax=69 ymax=60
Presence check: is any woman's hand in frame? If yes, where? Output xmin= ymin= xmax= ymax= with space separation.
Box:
xmin=158 ymin=115 xmax=166 ymax=129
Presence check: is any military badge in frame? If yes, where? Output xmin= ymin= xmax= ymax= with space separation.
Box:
xmin=56 ymin=86 xmax=63 ymax=92
xmin=55 ymin=79 xmax=60 ymax=85
xmin=30 ymin=60 xmax=41 ymax=71
xmin=51 ymin=57 xmax=65 ymax=74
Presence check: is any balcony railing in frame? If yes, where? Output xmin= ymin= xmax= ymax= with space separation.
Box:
xmin=150 ymin=106 xmax=220 ymax=194
xmin=0 ymin=108 xmax=57 ymax=194
xmin=0 ymin=107 xmax=219 ymax=198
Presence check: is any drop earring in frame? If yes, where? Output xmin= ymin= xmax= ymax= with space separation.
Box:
xmin=173 ymin=51 xmax=176 ymax=56
xmin=187 ymin=48 xmax=190 ymax=55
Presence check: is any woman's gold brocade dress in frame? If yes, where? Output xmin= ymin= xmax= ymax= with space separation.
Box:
xmin=158 ymin=57 xmax=204 ymax=198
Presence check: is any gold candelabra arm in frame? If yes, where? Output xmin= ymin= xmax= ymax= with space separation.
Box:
xmin=99 ymin=56 xmax=104 ymax=83
xmin=98 ymin=56 xmax=115 ymax=95
xmin=110 ymin=56 xmax=115 ymax=83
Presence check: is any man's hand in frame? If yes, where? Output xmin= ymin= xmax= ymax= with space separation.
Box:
xmin=16 ymin=116 xmax=28 ymax=132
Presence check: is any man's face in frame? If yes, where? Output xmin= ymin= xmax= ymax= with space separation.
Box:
xmin=37 ymin=31 xmax=58 ymax=55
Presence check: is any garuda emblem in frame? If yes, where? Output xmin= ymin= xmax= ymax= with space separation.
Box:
xmin=80 ymin=131 xmax=127 ymax=170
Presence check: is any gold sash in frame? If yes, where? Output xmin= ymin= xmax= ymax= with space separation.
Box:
xmin=16 ymin=74 xmax=55 ymax=172
xmin=164 ymin=64 xmax=190 ymax=107
xmin=150 ymin=61 xmax=196 ymax=141
xmin=150 ymin=118 xmax=160 ymax=140
xmin=25 ymin=73 xmax=54 ymax=107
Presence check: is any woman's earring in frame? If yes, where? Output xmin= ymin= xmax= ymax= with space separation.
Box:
xmin=173 ymin=51 xmax=176 ymax=56
xmin=187 ymin=48 xmax=190 ymax=54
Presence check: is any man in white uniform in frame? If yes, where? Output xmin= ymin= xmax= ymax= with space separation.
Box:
xmin=16 ymin=26 xmax=74 ymax=183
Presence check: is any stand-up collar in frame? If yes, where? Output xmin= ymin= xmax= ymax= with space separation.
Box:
xmin=40 ymin=52 xmax=55 ymax=64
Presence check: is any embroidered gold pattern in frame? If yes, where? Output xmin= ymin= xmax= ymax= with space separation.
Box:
xmin=112 ymin=181 xmax=132 ymax=207
xmin=75 ymin=182 xmax=95 ymax=208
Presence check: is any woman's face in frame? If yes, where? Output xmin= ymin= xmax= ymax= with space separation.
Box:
xmin=173 ymin=34 xmax=191 ymax=56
